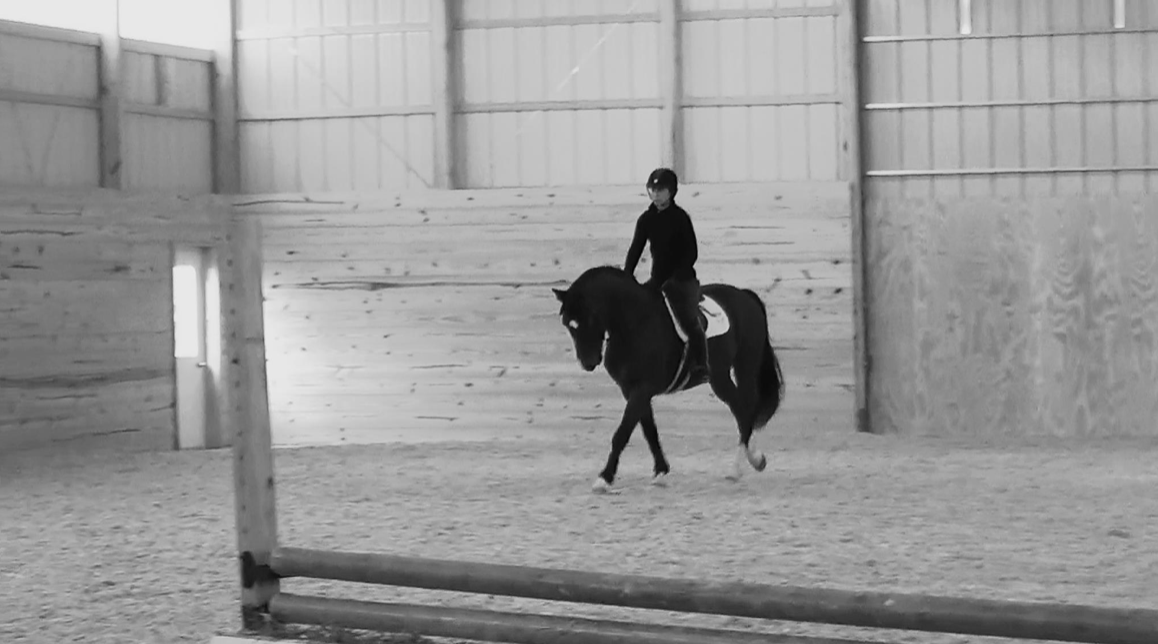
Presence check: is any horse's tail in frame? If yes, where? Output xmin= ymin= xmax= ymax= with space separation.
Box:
xmin=745 ymin=289 xmax=785 ymax=431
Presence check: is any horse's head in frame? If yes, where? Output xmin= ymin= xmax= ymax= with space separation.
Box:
xmin=552 ymin=284 xmax=605 ymax=372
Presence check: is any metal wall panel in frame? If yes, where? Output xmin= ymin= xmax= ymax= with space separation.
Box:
xmin=123 ymin=114 xmax=213 ymax=192
xmin=455 ymin=2 xmax=662 ymax=187
xmin=236 ymin=0 xmax=437 ymax=192
xmin=0 ymin=103 xmax=101 ymax=187
xmin=0 ymin=20 xmax=216 ymax=192
xmin=679 ymin=1 xmax=842 ymax=182
xmin=0 ymin=29 xmax=101 ymax=187
xmin=862 ymin=0 xmax=1158 ymax=197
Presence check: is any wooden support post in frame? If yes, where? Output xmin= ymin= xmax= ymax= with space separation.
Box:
xmin=430 ymin=0 xmax=456 ymax=189
xmin=838 ymin=0 xmax=871 ymax=433
xmin=659 ymin=0 xmax=683 ymax=174
xmin=98 ymin=0 xmax=124 ymax=189
xmin=227 ymin=216 xmax=279 ymax=628
xmin=212 ymin=0 xmax=241 ymax=194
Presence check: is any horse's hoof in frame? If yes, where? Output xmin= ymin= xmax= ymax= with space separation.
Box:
xmin=755 ymin=454 xmax=768 ymax=472
xmin=592 ymin=477 xmax=613 ymax=494
xmin=651 ymin=473 xmax=668 ymax=487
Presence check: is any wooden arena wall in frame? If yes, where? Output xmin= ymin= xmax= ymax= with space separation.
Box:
xmin=0 ymin=190 xmax=230 ymax=453
xmin=861 ymin=1 xmax=1158 ymax=437
xmin=234 ymin=182 xmax=852 ymax=446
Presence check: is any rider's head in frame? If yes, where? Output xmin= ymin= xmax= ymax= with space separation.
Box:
xmin=646 ymin=167 xmax=678 ymax=210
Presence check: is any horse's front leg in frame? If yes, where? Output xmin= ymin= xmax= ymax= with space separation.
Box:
xmin=594 ymin=391 xmax=650 ymax=493
xmin=638 ymin=402 xmax=670 ymax=486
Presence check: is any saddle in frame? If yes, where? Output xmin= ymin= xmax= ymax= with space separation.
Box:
xmin=659 ymin=292 xmax=730 ymax=394
xmin=661 ymin=291 xmax=730 ymax=342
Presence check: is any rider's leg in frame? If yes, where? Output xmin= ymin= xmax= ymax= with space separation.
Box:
xmin=662 ymin=278 xmax=709 ymax=380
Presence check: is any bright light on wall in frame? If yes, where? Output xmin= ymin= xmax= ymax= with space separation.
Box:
xmin=0 ymin=0 xmax=217 ymax=49
xmin=173 ymin=264 xmax=200 ymax=359
xmin=118 ymin=0 xmax=216 ymax=49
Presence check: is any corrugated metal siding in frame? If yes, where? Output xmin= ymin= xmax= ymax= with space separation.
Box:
xmin=0 ymin=30 xmax=101 ymax=187
xmin=456 ymin=0 xmax=661 ymax=187
xmin=236 ymin=0 xmax=437 ymax=192
xmin=0 ymin=20 xmax=216 ymax=193
xmin=122 ymin=50 xmax=215 ymax=192
xmin=235 ymin=0 xmax=854 ymax=191
xmin=679 ymin=0 xmax=841 ymax=182
xmin=862 ymin=0 xmax=1158 ymax=198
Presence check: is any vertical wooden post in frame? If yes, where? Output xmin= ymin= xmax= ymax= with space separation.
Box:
xmin=430 ymin=0 xmax=456 ymax=189
xmin=213 ymin=0 xmax=242 ymax=194
xmin=98 ymin=0 xmax=124 ymax=189
xmin=227 ymin=216 xmax=279 ymax=627
xmin=838 ymin=0 xmax=871 ymax=433
xmin=659 ymin=0 xmax=683 ymax=174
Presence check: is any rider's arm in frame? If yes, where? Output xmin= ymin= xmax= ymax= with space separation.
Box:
xmin=624 ymin=217 xmax=647 ymax=276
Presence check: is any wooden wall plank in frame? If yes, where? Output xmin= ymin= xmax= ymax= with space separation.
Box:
xmin=0 ymin=189 xmax=230 ymax=454
xmin=236 ymin=181 xmax=855 ymax=446
xmin=866 ymin=195 xmax=1158 ymax=437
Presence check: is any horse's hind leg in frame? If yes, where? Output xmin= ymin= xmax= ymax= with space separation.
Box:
xmin=709 ymin=362 xmax=767 ymax=481
xmin=638 ymin=403 xmax=670 ymax=486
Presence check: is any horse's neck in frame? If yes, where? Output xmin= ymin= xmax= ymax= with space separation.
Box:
xmin=595 ymin=277 xmax=656 ymax=335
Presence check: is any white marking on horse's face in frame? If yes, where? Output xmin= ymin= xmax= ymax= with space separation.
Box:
xmin=568 ymin=318 xmax=580 ymax=330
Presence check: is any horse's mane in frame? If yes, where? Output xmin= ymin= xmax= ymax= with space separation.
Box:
xmin=572 ymin=264 xmax=643 ymax=291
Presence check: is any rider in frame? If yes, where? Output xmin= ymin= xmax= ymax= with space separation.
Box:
xmin=623 ymin=167 xmax=710 ymax=384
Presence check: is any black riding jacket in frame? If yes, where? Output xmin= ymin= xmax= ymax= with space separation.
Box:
xmin=624 ymin=201 xmax=698 ymax=285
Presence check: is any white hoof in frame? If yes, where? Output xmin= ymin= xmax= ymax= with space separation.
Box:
xmin=651 ymin=473 xmax=668 ymax=487
xmin=592 ymin=477 xmax=613 ymax=494
xmin=728 ymin=444 xmax=746 ymax=482
xmin=750 ymin=450 xmax=768 ymax=472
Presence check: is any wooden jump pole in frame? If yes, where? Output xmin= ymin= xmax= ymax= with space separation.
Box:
xmin=270 ymin=593 xmax=867 ymax=644
xmin=270 ymin=546 xmax=1158 ymax=644
xmin=225 ymin=212 xmax=1157 ymax=644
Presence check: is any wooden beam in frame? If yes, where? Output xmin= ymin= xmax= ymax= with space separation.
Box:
xmin=838 ymin=0 xmax=870 ymax=433
xmin=270 ymin=546 xmax=1158 ymax=644
xmin=212 ymin=0 xmax=241 ymax=194
xmin=270 ymin=594 xmax=855 ymax=644
xmin=659 ymin=0 xmax=683 ymax=174
xmin=430 ymin=0 xmax=456 ymax=189
xmin=227 ymin=217 xmax=279 ymax=626
xmin=98 ymin=0 xmax=124 ymax=189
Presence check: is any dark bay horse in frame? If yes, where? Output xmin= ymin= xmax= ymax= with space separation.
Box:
xmin=553 ymin=265 xmax=785 ymax=492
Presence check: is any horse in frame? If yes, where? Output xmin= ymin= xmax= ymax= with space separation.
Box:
xmin=552 ymin=265 xmax=785 ymax=493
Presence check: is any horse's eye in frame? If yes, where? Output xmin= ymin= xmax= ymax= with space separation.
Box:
xmin=567 ymin=319 xmax=580 ymax=330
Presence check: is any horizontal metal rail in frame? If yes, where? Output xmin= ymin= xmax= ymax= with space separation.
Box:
xmin=867 ymin=166 xmax=1158 ymax=177
xmin=0 ymin=88 xmax=97 ymax=110
xmin=270 ymin=546 xmax=1158 ymax=644
xmin=239 ymin=105 xmax=436 ymax=122
xmin=0 ymin=88 xmax=213 ymax=121
xmin=121 ymin=38 xmax=214 ymax=63
xmin=235 ymin=23 xmax=430 ymax=40
xmin=863 ymin=28 xmax=1158 ymax=43
xmin=681 ymin=6 xmax=840 ymax=20
xmin=459 ymin=13 xmax=659 ymax=30
xmin=865 ymin=96 xmax=1158 ymax=110
xmin=0 ymin=18 xmax=100 ymax=46
xmin=271 ymin=593 xmax=871 ymax=644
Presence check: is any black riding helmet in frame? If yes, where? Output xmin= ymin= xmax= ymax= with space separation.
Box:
xmin=646 ymin=167 xmax=678 ymax=198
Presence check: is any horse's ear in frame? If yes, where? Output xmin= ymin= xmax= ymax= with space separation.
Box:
xmin=552 ymin=287 xmax=566 ymax=302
